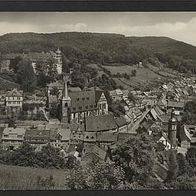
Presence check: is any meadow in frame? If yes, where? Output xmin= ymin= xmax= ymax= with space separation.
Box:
xmin=0 ymin=164 xmax=67 ymax=190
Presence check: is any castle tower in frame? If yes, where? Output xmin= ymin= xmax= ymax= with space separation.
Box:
xmin=55 ymin=48 xmax=63 ymax=75
xmin=61 ymin=75 xmax=71 ymax=123
xmin=168 ymin=108 xmax=177 ymax=148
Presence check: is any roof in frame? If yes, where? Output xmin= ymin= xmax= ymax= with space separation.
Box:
xmin=24 ymin=129 xmax=50 ymax=141
xmin=118 ymin=132 xmax=135 ymax=142
xmin=180 ymin=125 xmax=192 ymax=142
xmin=115 ymin=116 xmax=127 ymax=127
xmin=69 ymin=90 xmax=97 ymax=113
xmin=84 ymin=145 xmax=107 ymax=161
xmin=3 ymin=127 xmax=26 ymax=135
xmin=167 ymin=101 xmax=184 ymax=108
xmin=2 ymin=127 xmax=26 ymax=141
xmin=85 ymin=114 xmax=117 ymax=132
xmin=6 ymin=88 xmax=23 ymax=97
xmin=96 ymin=132 xmax=118 ymax=142
xmin=56 ymin=129 xmax=71 ymax=141
xmin=83 ymin=132 xmax=97 ymax=142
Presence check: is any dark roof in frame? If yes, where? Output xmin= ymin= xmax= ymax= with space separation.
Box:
xmin=115 ymin=116 xmax=127 ymax=127
xmin=69 ymin=90 xmax=97 ymax=113
xmin=85 ymin=114 xmax=117 ymax=132
xmin=95 ymin=91 xmax=103 ymax=103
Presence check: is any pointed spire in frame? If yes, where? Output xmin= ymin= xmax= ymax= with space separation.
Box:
xmin=63 ymin=75 xmax=68 ymax=99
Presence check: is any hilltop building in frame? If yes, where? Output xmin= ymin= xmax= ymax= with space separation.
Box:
xmin=51 ymin=48 xmax=63 ymax=75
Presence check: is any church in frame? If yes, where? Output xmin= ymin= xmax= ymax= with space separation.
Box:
xmin=48 ymin=76 xmax=109 ymax=124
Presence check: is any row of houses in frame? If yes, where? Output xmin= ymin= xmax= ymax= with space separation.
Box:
xmin=0 ymin=114 xmax=130 ymax=151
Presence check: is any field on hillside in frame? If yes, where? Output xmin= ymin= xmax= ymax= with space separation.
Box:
xmin=102 ymin=65 xmax=163 ymax=89
xmin=102 ymin=65 xmax=161 ymax=81
xmin=0 ymin=164 xmax=67 ymax=190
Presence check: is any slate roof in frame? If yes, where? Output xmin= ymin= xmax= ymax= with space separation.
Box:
xmin=85 ymin=114 xmax=117 ymax=132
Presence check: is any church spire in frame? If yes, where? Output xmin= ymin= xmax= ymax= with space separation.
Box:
xmin=63 ymin=75 xmax=69 ymax=99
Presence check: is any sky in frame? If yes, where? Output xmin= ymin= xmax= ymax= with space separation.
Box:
xmin=0 ymin=12 xmax=196 ymax=46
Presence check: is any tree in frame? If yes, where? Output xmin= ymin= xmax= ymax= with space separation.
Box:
xmin=131 ymin=69 xmax=137 ymax=77
xmin=7 ymin=118 xmax=16 ymax=128
xmin=50 ymin=86 xmax=59 ymax=99
xmin=16 ymin=59 xmax=37 ymax=92
xmin=182 ymin=100 xmax=196 ymax=125
xmin=36 ymin=144 xmax=66 ymax=169
xmin=177 ymin=153 xmax=193 ymax=177
xmin=8 ymin=142 xmax=37 ymax=167
xmin=112 ymin=133 xmax=157 ymax=187
xmin=186 ymin=147 xmax=196 ymax=173
xmin=128 ymin=91 xmax=136 ymax=104
xmin=9 ymin=56 xmax=22 ymax=72
xmin=66 ymin=162 xmax=125 ymax=190
xmin=165 ymin=150 xmax=178 ymax=183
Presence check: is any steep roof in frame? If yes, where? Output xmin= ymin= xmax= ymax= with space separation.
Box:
xmin=69 ymin=90 xmax=97 ymax=113
xmin=180 ymin=125 xmax=192 ymax=142
xmin=85 ymin=114 xmax=117 ymax=132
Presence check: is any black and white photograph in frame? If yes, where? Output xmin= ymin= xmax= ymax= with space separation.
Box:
xmin=0 ymin=12 xmax=196 ymax=190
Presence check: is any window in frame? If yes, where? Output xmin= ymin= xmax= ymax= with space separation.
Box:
xmin=85 ymin=106 xmax=88 ymax=109
xmin=86 ymin=136 xmax=89 ymax=139
xmin=17 ymin=135 xmax=22 ymax=138
xmin=79 ymin=106 xmax=82 ymax=110
xmin=87 ymin=97 xmax=89 ymax=100
xmin=77 ymin=98 xmax=79 ymax=101
xmin=73 ymin=107 xmax=76 ymax=111
xmin=90 ymin=105 xmax=93 ymax=108
xmin=82 ymin=97 xmax=85 ymax=101
xmin=65 ymin=103 xmax=68 ymax=107
xmin=103 ymin=103 xmax=106 ymax=109
xmin=91 ymin=136 xmax=94 ymax=139
xmin=17 ymin=97 xmax=20 ymax=100
xmin=4 ymin=135 xmax=8 ymax=137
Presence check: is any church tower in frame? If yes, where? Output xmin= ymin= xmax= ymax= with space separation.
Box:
xmin=61 ymin=75 xmax=71 ymax=123
xmin=168 ymin=108 xmax=177 ymax=148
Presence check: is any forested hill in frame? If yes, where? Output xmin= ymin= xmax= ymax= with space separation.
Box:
xmin=1 ymin=32 xmax=196 ymax=73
